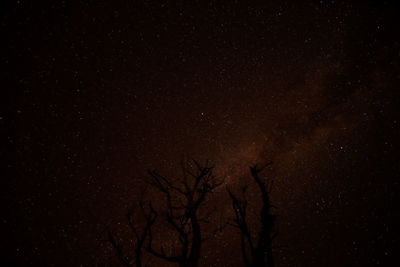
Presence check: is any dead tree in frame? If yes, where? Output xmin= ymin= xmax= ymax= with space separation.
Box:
xmin=146 ymin=159 xmax=223 ymax=267
xmin=108 ymin=198 xmax=157 ymax=267
xmin=228 ymin=162 xmax=276 ymax=267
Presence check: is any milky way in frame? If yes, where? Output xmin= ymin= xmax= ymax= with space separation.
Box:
xmin=6 ymin=1 xmax=399 ymax=266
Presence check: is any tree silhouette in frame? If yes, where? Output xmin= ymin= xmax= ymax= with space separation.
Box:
xmin=145 ymin=159 xmax=223 ymax=267
xmin=107 ymin=160 xmax=277 ymax=267
xmin=228 ymin=162 xmax=276 ymax=267
xmin=107 ymin=194 xmax=157 ymax=267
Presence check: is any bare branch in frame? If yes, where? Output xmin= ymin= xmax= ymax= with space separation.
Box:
xmin=228 ymin=162 xmax=276 ymax=267
xmin=108 ymin=230 xmax=132 ymax=267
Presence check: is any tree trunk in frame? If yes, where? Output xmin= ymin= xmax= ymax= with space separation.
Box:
xmin=188 ymin=215 xmax=201 ymax=267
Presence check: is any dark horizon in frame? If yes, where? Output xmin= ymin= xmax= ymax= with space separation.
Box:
xmin=5 ymin=1 xmax=399 ymax=266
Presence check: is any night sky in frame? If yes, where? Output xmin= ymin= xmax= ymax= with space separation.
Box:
xmin=4 ymin=1 xmax=400 ymax=266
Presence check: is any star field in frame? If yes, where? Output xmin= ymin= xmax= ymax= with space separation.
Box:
xmin=4 ymin=1 xmax=400 ymax=266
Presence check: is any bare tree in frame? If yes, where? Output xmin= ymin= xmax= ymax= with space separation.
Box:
xmin=146 ymin=159 xmax=223 ymax=267
xmin=107 ymin=196 xmax=157 ymax=267
xmin=228 ymin=162 xmax=276 ymax=267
